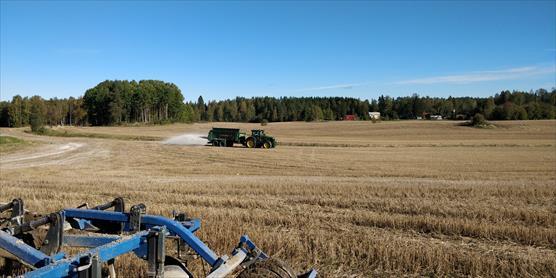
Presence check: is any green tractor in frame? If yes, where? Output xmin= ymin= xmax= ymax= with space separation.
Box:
xmin=207 ymin=128 xmax=276 ymax=149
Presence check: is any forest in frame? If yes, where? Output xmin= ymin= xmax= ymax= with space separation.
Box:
xmin=0 ymin=79 xmax=555 ymax=128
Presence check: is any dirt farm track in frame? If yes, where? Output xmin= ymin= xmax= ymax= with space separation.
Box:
xmin=1 ymin=120 xmax=555 ymax=277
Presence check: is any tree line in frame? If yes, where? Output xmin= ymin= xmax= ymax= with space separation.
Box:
xmin=0 ymin=95 xmax=87 ymax=128
xmin=184 ymin=88 xmax=556 ymax=122
xmin=373 ymin=89 xmax=555 ymax=120
xmin=188 ymin=96 xmax=372 ymax=122
xmin=83 ymin=80 xmax=185 ymax=125
xmin=0 ymin=79 xmax=554 ymax=128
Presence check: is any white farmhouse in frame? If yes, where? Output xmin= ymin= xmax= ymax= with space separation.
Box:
xmin=368 ymin=112 xmax=381 ymax=120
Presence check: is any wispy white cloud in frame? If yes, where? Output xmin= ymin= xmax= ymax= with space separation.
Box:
xmin=295 ymin=82 xmax=369 ymax=92
xmin=291 ymin=65 xmax=554 ymax=93
xmin=395 ymin=65 xmax=555 ymax=85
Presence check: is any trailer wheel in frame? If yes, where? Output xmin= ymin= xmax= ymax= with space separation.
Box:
xmin=236 ymin=258 xmax=297 ymax=278
xmin=226 ymin=140 xmax=234 ymax=147
xmin=246 ymin=137 xmax=255 ymax=148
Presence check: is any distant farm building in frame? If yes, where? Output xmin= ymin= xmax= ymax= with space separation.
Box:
xmin=343 ymin=115 xmax=357 ymax=121
xmin=368 ymin=112 xmax=381 ymax=120
xmin=423 ymin=113 xmax=443 ymax=120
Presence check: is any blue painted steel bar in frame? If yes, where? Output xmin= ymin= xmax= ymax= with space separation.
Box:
xmin=52 ymin=252 xmax=66 ymax=261
xmin=63 ymin=209 xmax=128 ymax=222
xmin=239 ymin=235 xmax=268 ymax=259
xmin=183 ymin=218 xmax=201 ymax=233
xmin=25 ymin=230 xmax=149 ymax=277
xmin=63 ymin=234 xmax=119 ymax=248
xmin=143 ymin=218 xmax=201 ymax=233
xmin=94 ymin=231 xmax=147 ymax=262
xmin=63 ymin=208 xmax=220 ymax=266
xmin=0 ymin=230 xmax=50 ymax=268
xmin=240 ymin=235 xmax=257 ymax=249
xmin=142 ymin=215 xmax=219 ymax=266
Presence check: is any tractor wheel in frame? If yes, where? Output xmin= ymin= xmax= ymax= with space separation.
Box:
xmin=262 ymin=141 xmax=271 ymax=149
xmin=236 ymin=258 xmax=297 ymax=278
xmin=246 ymin=137 xmax=255 ymax=148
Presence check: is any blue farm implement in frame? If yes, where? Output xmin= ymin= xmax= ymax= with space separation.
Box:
xmin=0 ymin=198 xmax=316 ymax=278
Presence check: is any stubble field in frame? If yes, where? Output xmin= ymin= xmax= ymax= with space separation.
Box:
xmin=1 ymin=120 xmax=555 ymax=277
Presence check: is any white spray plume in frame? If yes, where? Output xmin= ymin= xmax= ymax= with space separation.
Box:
xmin=163 ymin=133 xmax=207 ymax=146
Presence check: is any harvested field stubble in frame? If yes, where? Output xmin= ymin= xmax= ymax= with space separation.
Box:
xmin=1 ymin=120 xmax=555 ymax=277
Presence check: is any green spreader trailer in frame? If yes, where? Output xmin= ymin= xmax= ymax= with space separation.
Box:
xmin=207 ymin=128 xmax=277 ymax=148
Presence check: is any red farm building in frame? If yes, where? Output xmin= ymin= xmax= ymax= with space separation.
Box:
xmin=343 ymin=115 xmax=357 ymax=121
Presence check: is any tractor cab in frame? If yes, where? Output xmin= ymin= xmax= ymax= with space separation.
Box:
xmin=251 ymin=129 xmax=264 ymax=137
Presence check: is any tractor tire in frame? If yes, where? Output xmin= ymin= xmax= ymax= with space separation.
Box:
xmin=236 ymin=258 xmax=297 ymax=278
xmin=246 ymin=137 xmax=255 ymax=148
xmin=262 ymin=141 xmax=271 ymax=149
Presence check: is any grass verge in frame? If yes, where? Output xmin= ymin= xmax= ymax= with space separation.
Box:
xmin=26 ymin=128 xmax=161 ymax=141
xmin=0 ymin=136 xmax=31 ymax=153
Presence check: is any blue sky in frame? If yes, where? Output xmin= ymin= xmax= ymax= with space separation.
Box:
xmin=1 ymin=1 xmax=555 ymax=102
